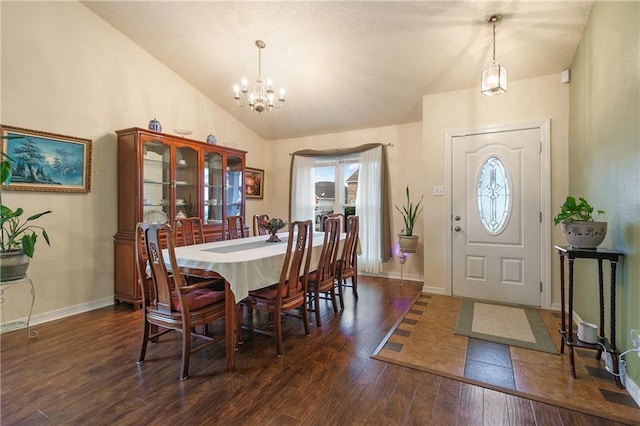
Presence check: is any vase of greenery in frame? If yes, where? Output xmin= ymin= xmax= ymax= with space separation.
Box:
xmin=553 ymin=196 xmax=606 ymax=249
xmin=1 ymin=149 xmax=52 ymax=280
xmin=395 ymin=185 xmax=423 ymax=253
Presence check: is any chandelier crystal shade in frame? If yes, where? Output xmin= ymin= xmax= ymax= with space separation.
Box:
xmin=481 ymin=15 xmax=507 ymax=96
xmin=233 ymin=40 xmax=285 ymax=113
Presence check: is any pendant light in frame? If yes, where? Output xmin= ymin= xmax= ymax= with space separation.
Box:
xmin=481 ymin=14 xmax=507 ymax=96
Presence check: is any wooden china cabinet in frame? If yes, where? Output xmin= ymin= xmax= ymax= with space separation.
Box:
xmin=113 ymin=127 xmax=246 ymax=307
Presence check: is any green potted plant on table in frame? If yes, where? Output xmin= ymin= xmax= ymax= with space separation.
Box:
xmin=1 ymin=150 xmax=52 ymax=280
xmin=395 ymin=185 xmax=423 ymax=253
xmin=553 ymin=196 xmax=606 ymax=249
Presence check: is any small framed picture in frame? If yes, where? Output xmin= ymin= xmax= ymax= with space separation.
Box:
xmin=1 ymin=125 xmax=92 ymax=193
xmin=245 ymin=167 xmax=264 ymax=199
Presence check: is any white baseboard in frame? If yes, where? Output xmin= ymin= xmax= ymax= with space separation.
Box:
xmin=360 ymin=271 xmax=424 ymax=283
xmin=421 ymin=285 xmax=445 ymax=295
xmin=1 ymin=296 xmax=114 ymax=331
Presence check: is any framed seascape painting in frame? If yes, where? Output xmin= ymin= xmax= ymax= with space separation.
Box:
xmin=245 ymin=167 xmax=264 ymax=199
xmin=1 ymin=125 xmax=92 ymax=193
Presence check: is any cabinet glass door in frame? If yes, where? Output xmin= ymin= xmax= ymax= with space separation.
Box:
xmin=142 ymin=140 xmax=171 ymax=224
xmin=174 ymin=145 xmax=199 ymax=221
xmin=226 ymin=154 xmax=244 ymax=217
xmin=204 ymin=150 xmax=223 ymax=225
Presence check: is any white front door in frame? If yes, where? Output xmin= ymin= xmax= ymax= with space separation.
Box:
xmin=451 ymin=126 xmax=542 ymax=306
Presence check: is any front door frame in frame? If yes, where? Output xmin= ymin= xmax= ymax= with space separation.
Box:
xmin=443 ymin=120 xmax=552 ymax=308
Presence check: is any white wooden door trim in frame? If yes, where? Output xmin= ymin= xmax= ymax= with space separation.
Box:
xmin=443 ymin=120 xmax=551 ymax=308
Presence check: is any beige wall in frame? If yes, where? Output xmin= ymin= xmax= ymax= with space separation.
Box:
xmin=569 ymin=1 xmax=640 ymax=385
xmin=270 ymin=122 xmax=425 ymax=280
xmin=1 ymin=1 xmax=266 ymax=323
xmin=422 ymin=74 xmax=570 ymax=301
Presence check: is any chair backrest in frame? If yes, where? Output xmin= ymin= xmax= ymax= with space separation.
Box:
xmin=320 ymin=212 xmax=346 ymax=232
xmin=135 ymin=222 xmax=184 ymax=314
xmin=340 ymin=215 xmax=359 ymax=271
xmin=225 ymin=215 xmax=246 ymax=240
xmin=174 ymin=217 xmax=205 ymax=246
xmin=278 ymin=220 xmax=313 ymax=299
xmin=328 ymin=213 xmax=346 ymax=232
xmin=253 ymin=214 xmax=270 ymax=236
xmin=316 ymin=217 xmax=341 ymax=283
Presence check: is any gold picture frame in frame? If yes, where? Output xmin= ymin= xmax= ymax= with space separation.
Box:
xmin=1 ymin=125 xmax=92 ymax=193
xmin=245 ymin=167 xmax=264 ymax=199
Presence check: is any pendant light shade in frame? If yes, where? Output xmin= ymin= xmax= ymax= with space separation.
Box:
xmin=481 ymin=15 xmax=507 ymax=96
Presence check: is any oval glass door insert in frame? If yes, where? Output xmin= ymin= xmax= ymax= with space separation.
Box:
xmin=477 ymin=156 xmax=511 ymax=234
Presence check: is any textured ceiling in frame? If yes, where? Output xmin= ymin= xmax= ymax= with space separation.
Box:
xmin=82 ymin=1 xmax=593 ymax=140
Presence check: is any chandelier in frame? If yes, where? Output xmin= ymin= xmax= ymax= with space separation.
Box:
xmin=481 ymin=14 xmax=507 ymax=96
xmin=233 ymin=40 xmax=286 ymax=113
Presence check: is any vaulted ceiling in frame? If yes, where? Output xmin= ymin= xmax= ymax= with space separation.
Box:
xmin=82 ymin=1 xmax=593 ymax=140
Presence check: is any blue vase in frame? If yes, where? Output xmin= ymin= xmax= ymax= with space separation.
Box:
xmin=148 ymin=118 xmax=162 ymax=132
xmin=206 ymin=134 xmax=217 ymax=144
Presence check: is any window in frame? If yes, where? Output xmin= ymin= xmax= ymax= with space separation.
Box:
xmin=477 ymin=155 xmax=511 ymax=234
xmin=313 ymin=158 xmax=359 ymax=230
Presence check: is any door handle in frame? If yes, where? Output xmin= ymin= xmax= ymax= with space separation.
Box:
xmin=454 ymin=226 xmax=461 ymax=232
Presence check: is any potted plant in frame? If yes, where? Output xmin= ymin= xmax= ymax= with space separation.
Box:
xmin=553 ymin=196 xmax=606 ymax=249
xmin=1 ymin=149 xmax=52 ymax=280
xmin=395 ymin=185 xmax=423 ymax=253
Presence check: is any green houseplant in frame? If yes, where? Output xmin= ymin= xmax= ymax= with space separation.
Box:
xmin=553 ymin=196 xmax=606 ymax=249
xmin=395 ymin=185 xmax=423 ymax=253
xmin=1 ymin=149 xmax=52 ymax=280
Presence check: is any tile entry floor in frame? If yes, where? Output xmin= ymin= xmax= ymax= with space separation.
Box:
xmin=376 ymin=294 xmax=640 ymax=424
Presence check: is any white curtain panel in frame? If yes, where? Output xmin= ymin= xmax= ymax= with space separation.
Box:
xmin=290 ymin=155 xmax=315 ymax=222
xmin=356 ymin=146 xmax=383 ymax=273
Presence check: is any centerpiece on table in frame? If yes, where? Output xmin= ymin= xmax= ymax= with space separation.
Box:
xmin=259 ymin=217 xmax=287 ymax=243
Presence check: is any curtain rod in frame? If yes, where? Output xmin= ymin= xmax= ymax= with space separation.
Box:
xmin=289 ymin=142 xmax=394 ymax=156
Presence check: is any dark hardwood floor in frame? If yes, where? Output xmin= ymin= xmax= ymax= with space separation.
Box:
xmin=1 ymin=276 xmax=630 ymax=425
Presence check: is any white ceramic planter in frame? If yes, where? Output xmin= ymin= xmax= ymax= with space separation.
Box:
xmin=398 ymin=235 xmax=419 ymax=253
xmin=560 ymin=220 xmax=607 ymax=249
xmin=0 ymin=251 xmax=30 ymax=281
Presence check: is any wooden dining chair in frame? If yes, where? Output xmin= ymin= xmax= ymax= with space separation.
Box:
xmin=335 ymin=215 xmax=359 ymax=309
xmin=173 ymin=217 xmax=225 ymax=289
xmin=135 ymin=222 xmax=227 ymax=380
xmin=328 ymin=212 xmax=346 ymax=232
xmin=236 ymin=220 xmax=313 ymax=356
xmin=253 ymin=214 xmax=270 ymax=236
xmin=225 ymin=215 xmax=246 ymax=240
xmin=307 ymin=216 xmax=341 ymax=327
xmin=174 ymin=216 xmax=206 ymax=246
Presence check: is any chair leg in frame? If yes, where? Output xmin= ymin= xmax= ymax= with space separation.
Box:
xmin=329 ymin=287 xmax=339 ymax=314
xmin=180 ymin=325 xmax=191 ymax=380
xmin=314 ymin=289 xmax=322 ymax=327
xmin=336 ymin=277 xmax=345 ymax=310
xmin=302 ymin=302 xmax=310 ymax=337
xmin=138 ymin=317 xmax=150 ymax=363
xmin=352 ymin=274 xmax=358 ymax=299
xmin=275 ymin=307 xmax=283 ymax=356
xmin=236 ymin=303 xmax=245 ymax=344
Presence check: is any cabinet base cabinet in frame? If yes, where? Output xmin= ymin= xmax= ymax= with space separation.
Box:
xmin=114 ymin=234 xmax=141 ymax=308
xmin=114 ymin=127 xmax=246 ymax=308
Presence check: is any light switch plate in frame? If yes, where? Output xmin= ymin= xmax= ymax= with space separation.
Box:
xmin=433 ymin=185 xmax=444 ymax=196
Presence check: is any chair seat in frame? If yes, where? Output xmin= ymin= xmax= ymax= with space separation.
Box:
xmin=248 ymin=280 xmax=303 ymax=300
xmin=150 ymin=288 xmax=225 ymax=312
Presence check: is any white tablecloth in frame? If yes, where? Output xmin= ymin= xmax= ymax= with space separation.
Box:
xmin=169 ymin=232 xmax=335 ymax=301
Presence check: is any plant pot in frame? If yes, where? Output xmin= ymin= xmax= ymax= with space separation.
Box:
xmin=398 ymin=234 xmax=419 ymax=253
xmin=0 ymin=251 xmax=31 ymax=281
xmin=560 ymin=220 xmax=607 ymax=249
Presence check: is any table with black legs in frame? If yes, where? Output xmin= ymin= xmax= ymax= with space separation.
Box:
xmin=555 ymin=245 xmax=625 ymax=388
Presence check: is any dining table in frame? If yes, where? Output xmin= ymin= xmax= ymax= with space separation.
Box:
xmin=166 ymin=231 xmax=341 ymax=371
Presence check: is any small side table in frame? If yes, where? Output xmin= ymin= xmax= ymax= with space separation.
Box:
xmin=555 ymin=245 xmax=624 ymax=388
xmin=0 ymin=275 xmax=38 ymax=339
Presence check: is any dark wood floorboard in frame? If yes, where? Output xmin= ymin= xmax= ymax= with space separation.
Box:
xmin=0 ymin=276 xmax=631 ymax=425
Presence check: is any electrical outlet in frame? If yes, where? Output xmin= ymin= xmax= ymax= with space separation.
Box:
xmin=603 ymin=351 xmax=614 ymax=373
xmin=631 ymin=329 xmax=640 ymax=357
